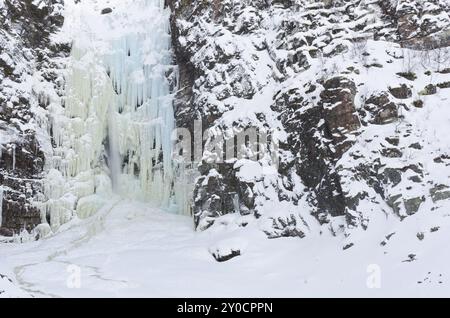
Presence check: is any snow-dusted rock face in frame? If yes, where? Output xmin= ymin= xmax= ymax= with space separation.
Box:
xmin=379 ymin=0 xmax=450 ymax=45
xmin=168 ymin=0 xmax=450 ymax=239
xmin=0 ymin=0 xmax=67 ymax=235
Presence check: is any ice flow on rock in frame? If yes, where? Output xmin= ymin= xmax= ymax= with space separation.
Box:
xmin=39 ymin=0 xmax=191 ymax=231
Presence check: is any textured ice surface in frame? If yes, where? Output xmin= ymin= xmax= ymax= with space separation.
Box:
xmin=40 ymin=0 xmax=190 ymax=231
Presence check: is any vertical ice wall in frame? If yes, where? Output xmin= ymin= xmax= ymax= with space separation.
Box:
xmin=0 ymin=186 xmax=3 ymax=227
xmin=40 ymin=0 xmax=189 ymax=230
xmin=102 ymin=9 xmax=175 ymax=206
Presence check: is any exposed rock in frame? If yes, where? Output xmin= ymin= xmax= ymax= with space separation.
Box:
xmin=324 ymin=43 xmax=348 ymax=58
xmin=409 ymin=175 xmax=422 ymax=183
xmin=101 ymin=8 xmax=113 ymax=15
xmin=430 ymin=226 xmax=440 ymax=233
xmin=0 ymin=0 xmax=67 ymax=234
xmin=401 ymin=30 xmax=450 ymax=50
xmin=437 ymin=81 xmax=450 ymax=89
xmin=397 ymin=0 xmax=421 ymax=41
xmin=420 ymin=84 xmax=437 ymax=95
xmin=268 ymin=215 xmax=306 ymax=239
xmin=343 ymin=243 xmax=354 ymax=250
xmin=389 ymin=84 xmax=412 ymax=99
xmin=430 ymin=185 xmax=450 ymax=203
xmin=413 ymin=99 xmax=424 ymax=108
xmin=193 ymin=164 xmax=239 ymax=230
xmin=211 ymin=249 xmax=241 ymax=262
xmin=387 ymin=194 xmax=403 ymax=216
xmin=381 ymin=148 xmax=403 ymax=158
xmin=397 ymin=72 xmax=417 ymax=81
xmin=165 ymin=0 xmax=450 ymax=237
xmin=404 ymin=196 xmax=425 ymax=215
xmin=320 ymin=76 xmax=360 ymax=156
xmin=409 ymin=142 xmax=422 ymax=150
xmin=404 ymin=254 xmax=417 ymax=262
xmin=378 ymin=0 xmax=450 ymax=49
xmin=0 ymin=228 xmax=13 ymax=237
xmin=385 ymin=136 xmax=400 ymax=146
xmin=363 ymin=92 xmax=398 ymax=125
xmin=434 ymin=154 xmax=450 ymax=163
xmin=275 ymin=76 xmax=361 ymax=220
xmin=383 ymin=168 xmax=402 ymax=187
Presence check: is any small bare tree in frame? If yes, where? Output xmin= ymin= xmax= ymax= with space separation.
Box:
xmin=351 ymin=38 xmax=369 ymax=64
xmin=401 ymin=48 xmax=420 ymax=74
xmin=430 ymin=44 xmax=450 ymax=72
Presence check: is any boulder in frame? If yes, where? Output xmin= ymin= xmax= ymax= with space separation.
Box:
xmin=101 ymin=8 xmax=113 ymax=15
xmin=420 ymin=84 xmax=437 ymax=96
xmin=430 ymin=185 xmax=450 ymax=203
xmin=404 ymin=196 xmax=425 ymax=215
xmin=364 ymin=92 xmax=398 ymax=124
xmin=389 ymin=84 xmax=412 ymax=99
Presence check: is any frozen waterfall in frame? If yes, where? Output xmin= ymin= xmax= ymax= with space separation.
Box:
xmin=40 ymin=0 xmax=192 ymax=230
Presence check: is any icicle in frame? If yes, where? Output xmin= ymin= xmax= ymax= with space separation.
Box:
xmin=12 ymin=144 xmax=16 ymax=171
xmin=0 ymin=186 xmax=4 ymax=227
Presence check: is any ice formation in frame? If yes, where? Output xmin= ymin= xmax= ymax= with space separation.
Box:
xmin=39 ymin=0 xmax=190 ymax=230
xmin=11 ymin=144 xmax=15 ymax=171
xmin=0 ymin=186 xmax=3 ymax=226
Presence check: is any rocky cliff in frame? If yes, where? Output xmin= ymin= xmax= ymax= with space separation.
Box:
xmin=0 ymin=0 xmax=67 ymax=236
xmin=168 ymin=0 xmax=450 ymax=240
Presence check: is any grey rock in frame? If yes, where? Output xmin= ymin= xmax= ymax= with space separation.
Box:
xmin=404 ymin=196 xmax=425 ymax=215
xmin=409 ymin=142 xmax=422 ymax=150
xmin=430 ymin=185 xmax=450 ymax=203
xmin=364 ymin=92 xmax=398 ymax=124
xmin=211 ymin=249 xmax=241 ymax=262
xmin=383 ymin=168 xmax=402 ymax=186
xmin=387 ymin=194 xmax=402 ymax=215
xmin=420 ymin=84 xmax=437 ymax=96
xmin=381 ymin=148 xmax=403 ymax=158
xmin=0 ymin=0 xmax=67 ymax=233
xmin=389 ymin=84 xmax=412 ymax=99
xmin=385 ymin=136 xmax=400 ymax=146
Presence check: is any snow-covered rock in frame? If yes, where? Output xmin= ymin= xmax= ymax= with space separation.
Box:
xmin=169 ymin=0 xmax=450 ymax=239
xmin=0 ymin=0 xmax=67 ymax=235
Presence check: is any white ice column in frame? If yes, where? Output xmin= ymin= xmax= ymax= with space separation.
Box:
xmin=41 ymin=0 xmax=191 ymax=230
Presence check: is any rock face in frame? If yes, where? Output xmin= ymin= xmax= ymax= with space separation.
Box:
xmin=168 ymin=0 xmax=450 ymax=238
xmin=168 ymin=0 xmax=375 ymax=231
xmin=389 ymin=84 xmax=413 ymax=99
xmin=0 ymin=0 xmax=67 ymax=234
xmin=273 ymin=76 xmax=361 ymax=221
xmin=362 ymin=93 xmax=399 ymax=125
xmin=379 ymin=0 xmax=450 ymax=48
xmin=320 ymin=76 xmax=360 ymax=157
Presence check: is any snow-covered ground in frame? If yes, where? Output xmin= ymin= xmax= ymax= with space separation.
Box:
xmin=1 ymin=199 xmax=450 ymax=298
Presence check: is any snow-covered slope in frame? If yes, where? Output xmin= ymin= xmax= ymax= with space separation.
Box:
xmin=0 ymin=273 xmax=29 ymax=298
xmin=1 ymin=199 xmax=450 ymax=297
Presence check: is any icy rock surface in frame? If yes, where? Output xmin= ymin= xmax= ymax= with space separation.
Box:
xmin=0 ymin=0 xmax=67 ymax=234
xmin=169 ymin=0 xmax=450 ymax=239
xmin=38 ymin=0 xmax=193 ymax=231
